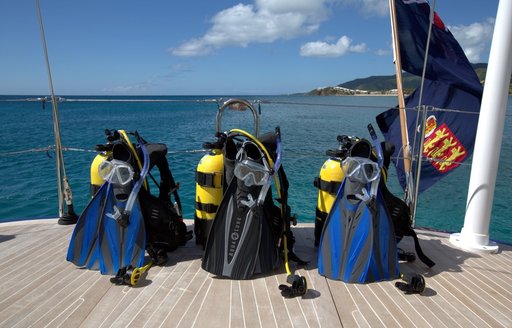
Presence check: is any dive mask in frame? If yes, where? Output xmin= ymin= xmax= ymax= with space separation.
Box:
xmin=234 ymin=141 xmax=271 ymax=186
xmin=341 ymin=156 xmax=380 ymax=184
xmin=98 ymin=159 xmax=134 ymax=186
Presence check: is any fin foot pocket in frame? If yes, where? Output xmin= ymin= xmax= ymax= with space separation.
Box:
xmin=279 ymin=275 xmax=307 ymax=298
xmin=395 ymin=273 xmax=425 ymax=294
xmin=147 ymin=244 xmax=169 ymax=266
xmin=110 ymin=262 xmax=153 ymax=286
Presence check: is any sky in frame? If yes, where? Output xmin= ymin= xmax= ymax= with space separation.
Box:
xmin=0 ymin=0 xmax=499 ymax=95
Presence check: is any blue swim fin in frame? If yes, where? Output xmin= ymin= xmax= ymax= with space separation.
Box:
xmin=66 ymin=182 xmax=108 ymax=269
xmin=318 ymin=180 xmax=373 ymax=281
xmin=97 ymin=138 xmax=149 ymax=275
xmin=67 ymin=132 xmax=149 ymax=275
xmin=318 ymin=179 xmax=399 ymax=283
xmin=98 ymin=181 xmax=146 ymax=275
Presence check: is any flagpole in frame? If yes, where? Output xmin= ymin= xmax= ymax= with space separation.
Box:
xmin=450 ymin=0 xmax=511 ymax=253
xmin=389 ymin=0 xmax=414 ymax=207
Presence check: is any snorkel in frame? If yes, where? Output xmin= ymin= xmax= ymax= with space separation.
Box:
xmin=257 ymin=134 xmax=281 ymax=206
xmin=121 ymin=139 xmax=148 ymax=226
xmin=367 ymin=124 xmax=384 ymax=201
xmin=118 ymin=134 xmax=149 ymax=227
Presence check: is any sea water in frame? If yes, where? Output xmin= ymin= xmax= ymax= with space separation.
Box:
xmin=0 ymin=95 xmax=510 ymax=243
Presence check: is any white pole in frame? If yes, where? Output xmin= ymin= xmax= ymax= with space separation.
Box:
xmin=450 ymin=0 xmax=512 ymax=253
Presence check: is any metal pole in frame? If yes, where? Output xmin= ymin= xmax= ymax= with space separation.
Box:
xmin=450 ymin=0 xmax=512 ymax=253
xmin=388 ymin=0 xmax=414 ymax=207
xmin=36 ymin=0 xmax=77 ymax=224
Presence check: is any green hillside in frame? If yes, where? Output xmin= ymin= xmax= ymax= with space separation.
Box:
xmin=340 ymin=63 xmax=487 ymax=92
xmin=306 ymin=63 xmax=512 ymax=95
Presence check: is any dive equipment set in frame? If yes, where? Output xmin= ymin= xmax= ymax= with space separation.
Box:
xmin=316 ymin=124 xmax=430 ymax=292
xmin=67 ymin=99 xmax=432 ymax=296
xmin=199 ymin=99 xmax=307 ymax=297
xmin=313 ymin=134 xmax=373 ymax=247
xmin=67 ymin=129 xmax=191 ymax=283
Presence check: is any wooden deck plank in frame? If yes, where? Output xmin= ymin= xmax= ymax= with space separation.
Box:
xmin=252 ymin=277 xmax=280 ymax=328
xmin=192 ymin=277 xmax=232 ymax=328
xmin=116 ymin=260 xmax=198 ymax=328
xmin=427 ymin=236 xmax=511 ymax=328
xmin=302 ymin=267 xmax=342 ymax=327
xmin=1 ymin=220 xmax=512 ymax=328
xmin=264 ymin=275 xmax=294 ymax=328
xmin=136 ymin=259 xmax=205 ymax=328
xmin=36 ymin=275 xmax=111 ymax=328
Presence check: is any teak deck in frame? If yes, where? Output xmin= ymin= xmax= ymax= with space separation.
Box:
xmin=0 ymin=219 xmax=511 ymax=327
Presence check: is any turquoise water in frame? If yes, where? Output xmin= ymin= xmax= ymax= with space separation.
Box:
xmin=0 ymin=95 xmax=510 ymax=243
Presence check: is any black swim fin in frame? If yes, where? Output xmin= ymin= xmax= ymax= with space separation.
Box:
xmin=202 ymin=176 xmax=278 ymax=279
xmin=202 ymin=136 xmax=280 ymax=280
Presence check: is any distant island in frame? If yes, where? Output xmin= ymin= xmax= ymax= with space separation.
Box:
xmin=304 ymin=63 xmax=512 ymax=96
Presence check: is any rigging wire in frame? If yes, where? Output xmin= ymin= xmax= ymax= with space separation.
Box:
xmin=0 ymin=139 xmax=476 ymax=167
xmin=410 ymin=0 xmax=437 ymax=227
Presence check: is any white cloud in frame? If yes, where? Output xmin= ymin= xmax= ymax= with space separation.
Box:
xmin=340 ymin=0 xmax=389 ymax=17
xmin=449 ymin=18 xmax=495 ymax=63
xmin=300 ymin=36 xmax=366 ymax=57
xmin=171 ymin=0 xmax=330 ymax=56
xmin=103 ymin=81 xmax=155 ymax=94
xmin=375 ymin=48 xmax=391 ymax=56
xmin=361 ymin=0 xmax=389 ymax=16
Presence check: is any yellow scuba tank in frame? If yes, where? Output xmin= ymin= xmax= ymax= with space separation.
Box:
xmin=313 ymin=156 xmax=344 ymax=247
xmin=90 ymin=149 xmax=109 ymax=197
xmin=194 ymin=144 xmax=224 ymax=246
xmin=313 ymin=135 xmax=372 ymax=246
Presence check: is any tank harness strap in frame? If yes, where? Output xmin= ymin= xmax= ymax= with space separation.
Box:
xmin=195 ymin=201 xmax=219 ymax=214
xmin=196 ymin=171 xmax=220 ymax=188
xmin=313 ymin=177 xmax=341 ymax=195
xmin=315 ymin=208 xmax=328 ymax=221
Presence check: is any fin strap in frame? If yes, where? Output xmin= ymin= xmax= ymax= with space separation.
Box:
xmin=279 ymin=275 xmax=307 ymax=298
xmin=405 ymin=227 xmax=436 ymax=268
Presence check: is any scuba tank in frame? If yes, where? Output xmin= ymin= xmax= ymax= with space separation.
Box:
xmin=194 ymin=99 xmax=260 ymax=246
xmin=90 ymin=149 xmax=109 ymax=196
xmin=313 ymin=135 xmax=372 ymax=246
xmin=194 ymin=137 xmax=224 ymax=246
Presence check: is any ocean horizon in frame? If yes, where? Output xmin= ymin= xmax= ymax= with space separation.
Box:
xmin=1 ymin=94 xmax=510 ymax=244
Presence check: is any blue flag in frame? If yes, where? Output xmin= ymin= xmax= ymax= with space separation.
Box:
xmin=376 ymin=0 xmax=483 ymax=193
